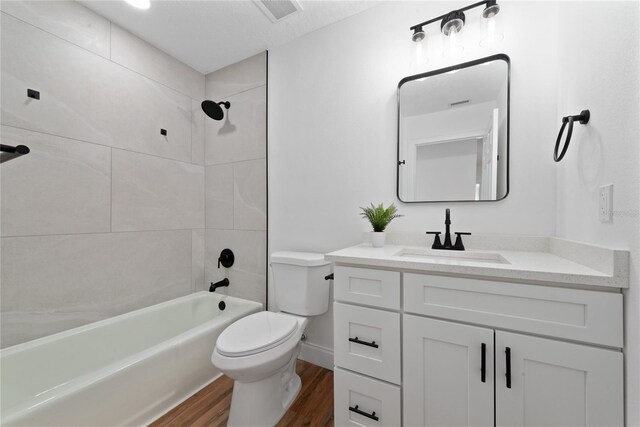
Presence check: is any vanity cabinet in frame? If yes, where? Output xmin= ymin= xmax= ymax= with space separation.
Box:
xmin=333 ymin=265 xmax=624 ymax=427
xmin=403 ymin=316 xmax=623 ymax=427
xmin=403 ymin=316 xmax=495 ymax=427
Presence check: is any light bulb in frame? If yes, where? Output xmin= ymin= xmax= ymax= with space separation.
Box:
xmin=480 ymin=14 xmax=504 ymax=47
xmin=443 ymin=26 xmax=464 ymax=58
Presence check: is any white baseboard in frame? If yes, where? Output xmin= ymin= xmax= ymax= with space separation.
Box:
xmin=299 ymin=341 xmax=334 ymax=371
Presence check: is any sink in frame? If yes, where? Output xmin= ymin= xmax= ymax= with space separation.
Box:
xmin=393 ymin=248 xmax=510 ymax=265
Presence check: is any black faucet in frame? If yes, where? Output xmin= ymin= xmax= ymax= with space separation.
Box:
xmin=210 ymin=278 xmax=230 ymax=292
xmin=426 ymin=209 xmax=471 ymax=251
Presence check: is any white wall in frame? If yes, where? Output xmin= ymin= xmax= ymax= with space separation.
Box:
xmin=0 ymin=1 xmax=206 ymax=347
xmin=554 ymin=2 xmax=640 ymax=425
xmin=414 ymin=139 xmax=478 ymax=200
xmin=269 ymin=1 xmax=559 ymax=358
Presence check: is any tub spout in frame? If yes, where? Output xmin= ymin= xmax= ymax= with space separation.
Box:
xmin=210 ymin=278 xmax=229 ymax=292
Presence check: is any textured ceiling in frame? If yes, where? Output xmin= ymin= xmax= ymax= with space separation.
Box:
xmin=80 ymin=0 xmax=380 ymax=74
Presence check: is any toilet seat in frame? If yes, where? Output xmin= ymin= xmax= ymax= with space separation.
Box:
xmin=216 ymin=311 xmax=298 ymax=357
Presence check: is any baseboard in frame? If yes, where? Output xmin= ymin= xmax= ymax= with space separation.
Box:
xmin=299 ymin=341 xmax=334 ymax=371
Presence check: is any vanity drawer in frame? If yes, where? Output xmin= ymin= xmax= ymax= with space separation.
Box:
xmin=334 ymin=302 xmax=401 ymax=384
xmin=334 ymin=266 xmax=400 ymax=310
xmin=403 ymin=273 xmax=623 ymax=348
xmin=334 ymin=367 xmax=401 ymax=427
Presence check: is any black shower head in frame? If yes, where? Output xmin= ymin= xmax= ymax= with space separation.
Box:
xmin=201 ymin=100 xmax=231 ymax=121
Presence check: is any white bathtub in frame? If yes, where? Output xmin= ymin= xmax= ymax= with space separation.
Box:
xmin=0 ymin=291 xmax=262 ymax=427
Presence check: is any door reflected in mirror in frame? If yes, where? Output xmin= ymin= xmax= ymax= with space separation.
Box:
xmin=397 ymin=54 xmax=510 ymax=202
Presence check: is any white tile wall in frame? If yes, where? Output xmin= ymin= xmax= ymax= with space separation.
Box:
xmin=204 ymin=85 xmax=267 ymax=165
xmin=191 ymin=229 xmax=205 ymax=291
xmin=0 ymin=1 xmax=110 ymax=58
xmin=205 ymin=229 xmax=266 ymax=304
xmin=111 ymin=149 xmax=204 ymax=232
xmin=234 ymin=159 xmax=267 ymax=230
xmin=1 ymin=126 xmax=111 ymax=237
xmin=204 ymin=53 xmax=267 ymax=306
xmin=205 ymin=52 xmax=267 ymax=100
xmin=0 ymin=1 xmax=208 ymax=348
xmin=206 ymin=163 xmax=234 ymax=229
xmin=1 ymin=230 xmax=192 ymax=347
xmin=191 ymin=99 xmax=205 ymax=165
xmin=1 ymin=13 xmax=193 ymax=163
xmin=110 ymin=24 xmax=205 ymax=100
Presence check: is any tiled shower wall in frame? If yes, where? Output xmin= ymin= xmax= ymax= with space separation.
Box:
xmin=203 ymin=53 xmax=268 ymax=306
xmin=0 ymin=1 xmax=207 ymax=348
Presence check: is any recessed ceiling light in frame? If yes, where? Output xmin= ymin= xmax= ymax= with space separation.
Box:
xmin=124 ymin=0 xmax=150 ymax=10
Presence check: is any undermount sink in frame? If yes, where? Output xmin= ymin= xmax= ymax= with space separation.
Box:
xmin=393 ymin=248 xmax=510 ymax=265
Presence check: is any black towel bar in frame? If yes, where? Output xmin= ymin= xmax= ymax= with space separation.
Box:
xmin=554 ymin=109 xmax=590 ymax=162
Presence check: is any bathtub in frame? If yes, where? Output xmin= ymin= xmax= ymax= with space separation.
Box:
xmin=0 ymin=291 xmax=262 ymax=427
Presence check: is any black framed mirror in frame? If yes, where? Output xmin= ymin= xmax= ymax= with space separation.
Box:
xmin=397 ymin=54 xmax=510 ymax=203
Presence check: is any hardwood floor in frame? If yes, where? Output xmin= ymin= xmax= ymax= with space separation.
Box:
xmin=150 ymin=360 xmax=334 ymax=427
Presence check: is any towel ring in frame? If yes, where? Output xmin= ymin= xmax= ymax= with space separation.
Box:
xmin=554 ymin=110 xmax=590 ymax=162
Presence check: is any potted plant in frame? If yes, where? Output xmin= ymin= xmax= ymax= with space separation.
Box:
xmin=360 ymin=203 xmax=403 ymax=248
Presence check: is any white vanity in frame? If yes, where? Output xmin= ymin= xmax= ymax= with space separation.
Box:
xmin=326 ymin=236 xmax=628 ymax=427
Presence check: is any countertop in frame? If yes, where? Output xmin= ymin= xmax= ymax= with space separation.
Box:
xmin=325 ymin=236 xmax=629 ymax=289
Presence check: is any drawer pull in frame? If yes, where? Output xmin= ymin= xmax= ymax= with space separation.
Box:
xmin=349 ymin=337 xmax=379 ymax=348
xmin=481 ymin=343 xmax=486 ymax=383
xmin=505 ymin=347 xmax=512 ymax=389
xmin=349 ymin=405 xmax=379 ymax=421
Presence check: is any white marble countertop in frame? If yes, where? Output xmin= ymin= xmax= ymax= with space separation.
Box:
xmin=325 ymin=236 xmax=629 ymax=289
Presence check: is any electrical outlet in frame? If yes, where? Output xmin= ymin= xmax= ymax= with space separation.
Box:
xmin=599 ymin=184 xmax=613 ymax=223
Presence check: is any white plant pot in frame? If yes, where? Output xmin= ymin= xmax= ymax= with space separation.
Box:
xmin=370 ymin=232 xmax=386 ymax=248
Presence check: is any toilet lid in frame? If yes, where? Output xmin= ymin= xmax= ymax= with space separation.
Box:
xmin=216 ymin=311 xmax=298 ymax=357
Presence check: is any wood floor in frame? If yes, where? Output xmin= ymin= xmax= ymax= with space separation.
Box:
xmin=150 ymin=360 xmax=334 ymax=427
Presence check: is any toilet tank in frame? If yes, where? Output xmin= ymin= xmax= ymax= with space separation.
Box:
xmin=271 ymin=251 xmax=332 ymax=316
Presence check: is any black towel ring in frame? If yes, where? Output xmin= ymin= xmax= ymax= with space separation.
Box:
xmin=554 ymin=110 xmax=590 ymax=162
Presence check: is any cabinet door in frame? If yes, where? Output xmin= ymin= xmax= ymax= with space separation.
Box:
xmin=403 ymin=315 xmax=494 ymax=427
xmin=496 ymin=331 xmax=623 ymax=427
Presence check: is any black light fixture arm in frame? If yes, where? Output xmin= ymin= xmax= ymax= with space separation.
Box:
xmin=409 ymin=0 xmax=494 ymax=31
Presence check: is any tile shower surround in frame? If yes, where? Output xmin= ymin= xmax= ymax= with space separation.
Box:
xmin=0 ymin=1 xmax=267 ymax=347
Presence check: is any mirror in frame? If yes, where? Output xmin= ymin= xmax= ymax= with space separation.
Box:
xmin=397 ymin=54 xmax=510 ymax=202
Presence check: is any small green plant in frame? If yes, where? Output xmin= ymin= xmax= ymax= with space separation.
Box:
xmin=360 ymin=203 xmax=403 ymax=232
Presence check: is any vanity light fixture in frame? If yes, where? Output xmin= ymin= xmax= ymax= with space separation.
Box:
xmin=123 ymin=0 xmax=150 ymax=10
xmin=410 ymin=0 xmax=501 ymax=42
xmin=411 ymin=26 xmax=426 ymax=42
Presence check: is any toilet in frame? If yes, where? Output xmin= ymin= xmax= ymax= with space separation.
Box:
xmin=211 ymin=251 xmax=332 ymax=427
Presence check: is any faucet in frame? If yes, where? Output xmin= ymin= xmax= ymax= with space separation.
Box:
xmin=210 ymin=278 xmax=230 ymax=292
xmin=426 ymin=208 xmax=471 ymax=251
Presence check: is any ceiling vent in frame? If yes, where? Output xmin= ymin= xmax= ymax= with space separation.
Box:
xmin=253 ymin=0 xmax=303 ymax=23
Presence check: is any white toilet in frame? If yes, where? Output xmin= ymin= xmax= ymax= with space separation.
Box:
xmin=211 ymin=251 xmax=332 ymax=427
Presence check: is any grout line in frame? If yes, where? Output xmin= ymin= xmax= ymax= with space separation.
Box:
xmin=204 ymin=155 xmax=267 ymax=168
xmin=0 ymin=125 xmax=198 ymax=166
xmin=1 ymin=228 xmax=201 ymax=239
xmin=110 ymin=148 xmax=113 ymax=232
xmin=232 ymin=162 xmax=236 ymax=230
xmin=212 ymin=83 xmax=266 ymax=101
xmin=0 ymin=11 xmax=110 ymax=60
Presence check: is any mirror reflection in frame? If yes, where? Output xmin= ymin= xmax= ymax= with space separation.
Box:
xmin=397 ymin=55 xmax=510 ymax=202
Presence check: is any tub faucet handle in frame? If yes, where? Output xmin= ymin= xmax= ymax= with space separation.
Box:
xmin=218 ymin=248 xmax=234 ymax=268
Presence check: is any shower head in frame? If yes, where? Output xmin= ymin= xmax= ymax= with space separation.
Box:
xmin=201 ymin=100 xmax=231 ymax=121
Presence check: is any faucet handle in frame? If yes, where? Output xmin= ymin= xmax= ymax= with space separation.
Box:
xmin=426 ymin=231 xmax=444 ymax=250
xmin=453 ymin=232 xmax=471 ymax=251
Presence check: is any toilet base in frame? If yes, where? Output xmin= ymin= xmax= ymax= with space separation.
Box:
xmin=227 ymin=347 xmax=302 ymax=427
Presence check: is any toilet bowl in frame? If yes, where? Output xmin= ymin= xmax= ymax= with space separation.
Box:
xmin=211 ymin=251 xmax=332 ymax=427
